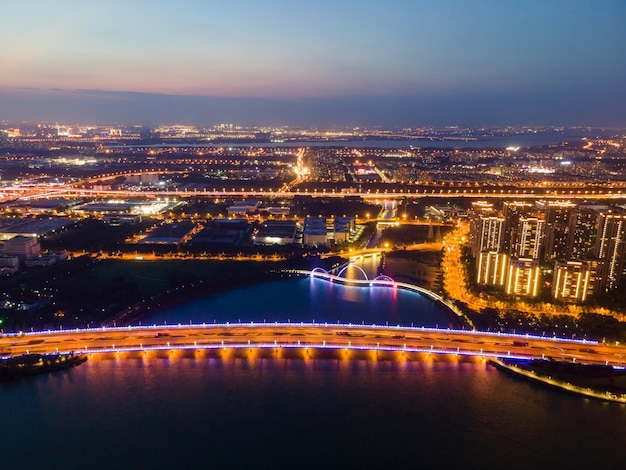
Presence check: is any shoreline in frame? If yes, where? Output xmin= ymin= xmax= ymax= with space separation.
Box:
xmin=489 ymin=358 xmax=626 ymax=404
xmin=113 ymin=269 xmax=293 ymax=326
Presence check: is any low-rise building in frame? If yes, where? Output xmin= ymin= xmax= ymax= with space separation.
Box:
xmin=0 ymin=255 xmax=19 ymax=275
xmin=103 ymin=214 xmax=142 ymax=226
xmin=303 ymin=216 xmax=328 ymax=246
xmin=191 ymin=219 xmax=249 ymax=247
xmin=253 ymin=221 xmax=299 ymax=245
xmin=425 ymin=205 xmax=465 ymax=221
xmin=3 ymin=236 xmax=41 ymax=262
xmin=227 ymin=200 xmax=259 ymax=215
xmin=265 ymin=206 xmax=291 ymax=217
xmin=333 ymin=216 xmax=356 ymax=243
xmin=138 ymin=222 xmax=196 ymax=245
xmin=24 ymin=252 xmax=68 ymax=268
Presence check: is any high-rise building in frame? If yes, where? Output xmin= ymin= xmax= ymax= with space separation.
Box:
xmin=471 ymin=217 xmax=505 ymax=256
xmin=469 ymin=201 xmax=626 ymax=302
xmin=505 ymin=258 xmax=541 ymax=297
xmin=515 ymin=217 xmax=545 ymax=259
xmin=594 ymin=211 xmax=626 ymax=293
xmin=502 ymin=202 xmax=533 ymax=253
xmin=566 ymin=205 xmax=607 ymax=261
xmin=469 ymin=202 xmax=498 ymax=256
xmin=538 ymin=201 xmax=575 ymax=261
xmin=552 ymin=260 xmax=596 ymax=302
xmin=476 ymin=251 xmax=508 ymax=286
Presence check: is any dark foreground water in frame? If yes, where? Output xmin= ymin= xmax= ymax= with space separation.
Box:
xmin=2 ymin=357 xmax=626 ymax=469
xmin=3 ymin=279 xmax=626 ymax=469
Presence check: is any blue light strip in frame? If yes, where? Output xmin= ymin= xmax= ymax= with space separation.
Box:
xmin=4 ymin=320 xmax=597 ymax=345
xmin=55 ymin=341 xmax=535 ymax=361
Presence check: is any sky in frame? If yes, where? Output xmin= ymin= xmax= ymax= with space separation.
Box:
xmin=1 ymin=0 xmax=625 ymax=127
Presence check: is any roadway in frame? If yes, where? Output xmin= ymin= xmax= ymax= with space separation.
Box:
xmin=1 ymin=323 xmax=623 ymax=366
xmin=11 ymin=186 xmax=626 ymax=202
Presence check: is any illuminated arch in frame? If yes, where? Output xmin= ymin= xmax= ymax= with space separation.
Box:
xmin=372 ymin=275 xmax=395 ymax=284
xmin=310 ymin=267 xmax=329 ymax=277
xmin=337 ymin=264 xmax=369 ymax=281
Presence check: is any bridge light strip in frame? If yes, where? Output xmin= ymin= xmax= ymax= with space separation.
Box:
xmin=52 ymin=341 xmax=537 ymax=362
xmin=42 ymin=341 xmax=625 ymax=369
xmin=3 ymin=321 xmax=597 ymax=345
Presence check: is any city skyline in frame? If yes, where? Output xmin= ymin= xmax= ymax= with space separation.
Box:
xmin=1 ymin=0 xmax=625 ymax=126
xmin=4 ymin=2 xmax=626 ymax=466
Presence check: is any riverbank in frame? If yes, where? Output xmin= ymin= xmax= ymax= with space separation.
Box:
xmin=112 ymin=255 xmax=347 ymax=326
xmin=114 ymin=269 xmax=306 ymax=326
xmin=489 ymin=358 xmax=626 ymax=404
xmin=0 ymin=352 xmax=87 ymax=381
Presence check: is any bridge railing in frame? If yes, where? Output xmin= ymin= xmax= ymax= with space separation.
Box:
xmin=1 ymin=320 xmax=596 ymax=345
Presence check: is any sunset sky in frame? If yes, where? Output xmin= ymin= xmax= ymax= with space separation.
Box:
xmin=1 ymin=0 xmax=625 ymax=126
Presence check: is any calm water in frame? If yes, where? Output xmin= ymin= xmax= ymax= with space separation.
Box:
xmin=146 ymin=278 xmax=452 ymax=328
xmin=254 ymin=133 xmax=593 ymax=149
xmin=2 ymin=357 xmax=626 ymax=469
xmin=2 ymin=279 xmax=626 ymax=469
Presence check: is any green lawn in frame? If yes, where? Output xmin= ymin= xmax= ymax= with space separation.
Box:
xmin=77 ymin=259 xmax=274 ymax=296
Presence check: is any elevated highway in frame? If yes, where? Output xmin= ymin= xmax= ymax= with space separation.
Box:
xmin=11 ymin=180 xmax=626 ymax=202
xmin=35 ymin=187 xmax=626 ymax=201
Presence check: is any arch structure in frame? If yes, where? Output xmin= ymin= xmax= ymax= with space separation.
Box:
xmin=371 ymin=275 xmax=396 ymax=286
xmin=336 ymin=263 xmax=369 ymax=281
xmin=288 ymin=268 xmax=471 ymax=325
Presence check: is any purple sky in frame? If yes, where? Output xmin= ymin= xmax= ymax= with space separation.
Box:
xmin=1 ymin=0 xmax=625 ymax=126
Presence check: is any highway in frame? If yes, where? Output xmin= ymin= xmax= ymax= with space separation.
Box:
xmin=1 ymin=323 xmax=623 ymax=366
xmin=26 ymin=187 xmax=626 ymax=201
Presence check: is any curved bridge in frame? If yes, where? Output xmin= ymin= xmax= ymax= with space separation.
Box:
xmin=0 ymin=322 xmax=620 ymax=367
xmin=289 ymin=268 xmax=471 ymax=326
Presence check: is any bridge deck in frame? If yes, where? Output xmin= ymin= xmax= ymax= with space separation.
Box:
xmin=1 ymin=323 xmax=621 ymax=367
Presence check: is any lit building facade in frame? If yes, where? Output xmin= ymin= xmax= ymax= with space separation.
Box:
xmin=594 ymin=212 xmax=626 ymax=293
xmin=468 ymin=201 xmax=626 ymax=301
xmin=540 ymin=201 xmax=575 ymax=261
xmin=505 ymin=258 xmax=540 ymax=297
xmin=515 ymin=217 xmax=545 ymax=259
xmin=471 ymin=216 xmax=505 ymax=256
xmin=552 ymin=260 xmax=596 ymax=302
xmin=566 ymin=206 xmax=605 ymax=261
xmin=502 ymin=201 xmax=533 ymax=253
xmin=476 ymin=251 xmax=508 ymax=286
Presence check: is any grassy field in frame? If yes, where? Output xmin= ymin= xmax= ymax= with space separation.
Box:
xmin=0 ymin=257 xmax=281 ymax=330
xmin=87 ymin=259 xmax=273 ymax=296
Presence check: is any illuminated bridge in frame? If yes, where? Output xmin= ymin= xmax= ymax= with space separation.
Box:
xmin=1 ymin=322 xmax=624 ymax=367
xmin=1 ymin=269 xmax=624 ymax=365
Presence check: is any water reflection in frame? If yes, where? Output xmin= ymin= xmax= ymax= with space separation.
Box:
xmin=147 ymin=278 xmax=450 ymax=327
